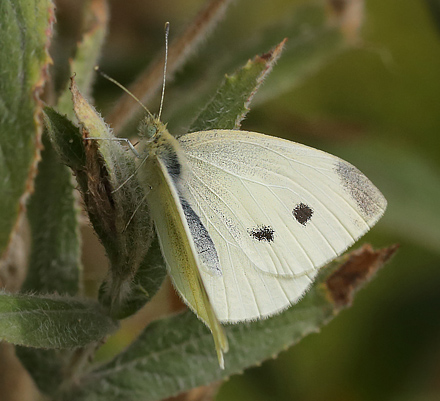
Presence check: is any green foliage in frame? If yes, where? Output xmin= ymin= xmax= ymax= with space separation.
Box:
xmin=17 ymin=128 xmax=83 ymax=393
xmin=0 ymin=0 xmax=53 ymax=254
xmin=0 ymin=292 xmax=117 ymax=348
xmin=22 ymin=133 xmax=81 ymax=295
xmin=166 ymin=2 xmax=350 ymax=134
xmin=102 ymin=236 xmax=168 ymax=320
xmin=57 ymin=0 xmax=108 ymax=113
xmin=16 ymin=1 xmax=108 ymax=388
xmin=71 ymin=245 xmax=396 ymax=401
xmin=0 ymin=1 xmax=405 ymax=400
xmin=72 ymin=261 xmax=337 ymax=401
xmin=43 ymin=107 xmax=87 ymax=172
xmin=15 ymin=347 xmax=65 ymax=396
xmin=189 ymin=40 xmax=286 ymax=132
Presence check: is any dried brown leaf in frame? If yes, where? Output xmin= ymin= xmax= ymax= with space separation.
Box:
xmin=326 ymin=243 xmax=399 ymax=307
xmin=164 ymin=382 xmax=221 ymax=401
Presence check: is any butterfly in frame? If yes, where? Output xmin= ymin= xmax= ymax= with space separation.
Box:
xmin=133 ymin=115 xmax=386 ymax=368
xmin=94 ymin=24 xmax=386 ymax=369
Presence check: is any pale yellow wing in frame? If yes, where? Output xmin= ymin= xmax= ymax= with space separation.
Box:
xmin=142 ymin=149 xmax=228 ymax=367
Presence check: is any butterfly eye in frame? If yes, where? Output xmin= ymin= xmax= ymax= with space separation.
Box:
xmin=147 ymin=126 xmax=157 ymax=138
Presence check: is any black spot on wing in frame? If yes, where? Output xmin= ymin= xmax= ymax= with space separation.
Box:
xmin=180 ymin=197 xmax=221 ymax=276
xmin=249 ymin=225 xmax=275 ymax=242
xmin=293 ymin=203 xmax=313 ymax=226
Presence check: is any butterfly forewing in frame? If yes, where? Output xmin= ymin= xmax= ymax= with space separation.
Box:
xmin=178 ymin=130 xmax=386 ymax=322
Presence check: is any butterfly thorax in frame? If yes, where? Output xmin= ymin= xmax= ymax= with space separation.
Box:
xmin=137 ymin=115 xmax=186 ymax=184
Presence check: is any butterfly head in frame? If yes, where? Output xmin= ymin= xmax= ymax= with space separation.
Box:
xmin=138 ymin=115 xmax=168 ymax=142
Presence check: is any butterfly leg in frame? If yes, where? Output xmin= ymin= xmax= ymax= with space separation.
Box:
xmin=85 ymin=137 xmax=141 ymax=158
xmin=123 ymin=193 xmax=149 ymax=232
xmin=112 ymin=154 xmax=150 ymax=193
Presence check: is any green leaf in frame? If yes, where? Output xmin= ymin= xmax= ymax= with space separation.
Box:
xmin=71 ymin=245 xmax=397 ymax=401
xmin=23 ymin=0 xmax=110 ymax=342
xmin=44 ymin=107 xmax=86 ymax=172
xmin=44 ymin=105 xmax=167 ymax=318
xmin=0 ymin=0 xmax=54 ymax=255
xmin=24 ymin=0 xmax=109 ymax=296
xmin=167 ymin=2 xmax=355 ymax=134
xmin=189 ymin=39 xmax=286 ymax=133
xmin=252 ymin=5 xmax=350 ymax=105
xmin=19 ymin=117 xmax=82 ymax=392
xmin=18 ymin=116 xmax=83 ymax=394
xmin=22 ymin=133 xmax=81 ymax=295
xmin=15 ymin=347 xmax=64 ymax=395
xmin=100 ymin=236 xmax=167 ymax=320
xmin=18 ymin=130 xmax=80 ymax=393
xmin=0 ymin=292 xmax=117 ymax=348
xmin=57 ymin=0 xmax=109 ymax=115
xmin=16 ymin=2 xmax=106 ymax=393
xmin=65 ymin=78 xmax=166 ymax=317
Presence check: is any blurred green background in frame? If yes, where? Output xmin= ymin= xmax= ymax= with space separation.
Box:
xmin=56 ymin=0 xmax=440 ymax=400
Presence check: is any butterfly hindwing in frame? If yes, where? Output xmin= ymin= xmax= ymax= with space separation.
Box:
xmin=140 ymin=131 xmax=228 ymax=366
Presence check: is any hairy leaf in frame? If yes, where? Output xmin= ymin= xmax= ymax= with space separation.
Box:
xmin=22 ymin=133 xmax=81 ymax=295
xmin=100 ymin=236 xmax=167 ymax=320
xmin=44 ymin=107 xmax=86 ymax=172
xmin=189 ymin=39 xmax=286 ymax=133
xmin=51 ymin=81 xmax=166 ymax=318
xmin=0 ymin=0 xmax=54 ymax=255
xmin=0 ymin=292 xmax=117 ymax=348
xmin=71 ymin=245 xmax=397 ymax=401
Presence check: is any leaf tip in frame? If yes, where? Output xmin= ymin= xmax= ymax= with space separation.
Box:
xmin=258 ymin=37 xmax=287 ymax=62
xmin=325 ymin=243 xmax=399 ymax=308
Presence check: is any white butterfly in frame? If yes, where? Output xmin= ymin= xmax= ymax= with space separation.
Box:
xmin=135 ymin=115 xmax=386 ymax=368
xmin=95 ymin=24 xmax=386 ymax=368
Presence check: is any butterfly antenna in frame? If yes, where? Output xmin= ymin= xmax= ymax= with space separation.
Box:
xmin=94 ymin=66 xmax=155 ymax=119
xmin=158 ymin=22 xmax=170 ymax=120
